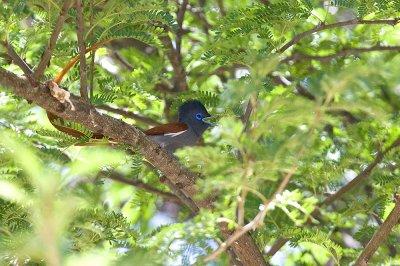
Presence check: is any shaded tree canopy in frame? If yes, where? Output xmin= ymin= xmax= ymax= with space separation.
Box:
xmin=1 ymin=0 xmax=400 ymax=265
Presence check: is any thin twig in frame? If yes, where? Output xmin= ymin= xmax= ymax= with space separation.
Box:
xmin=96 ymin=104 xmax=161 ymax=126
xmin=141 ymin=160 xmax=199 ymax=213
xmin=112 ymin=51 xmax=134 ymax=71
xmin=101 ymin=170 xmax=181 ymax=203
xmin=34 ymin=0 xmax=73 ymax=80
xmin=282 ymin=45 xmax=400 ymax=63
xmin=205 ymin=166 xmax=297 ymax=262
xmin=241 ymin=94 xmax=257 ymax=131
xmin=323 ymin=137 xmax=400 ymax=205
xmin=2 ymin=40 xmax=36 ymax=85
xmin=354 ymin=195 xmax=400 ymax=265
xmin=278 ymin=18 xmax=400 ymax=53
xmin=186 ymin=3 xmax=210 ymax=34
xmin=216 ymin=0 xmax=226 ymax=16
xmin=272 ymin=75 xmax=360 ymax=123
xmin=266 ymin=237 xmax=289 ymax=257
xmin=76 ymin=0 xmax=88 ymax=100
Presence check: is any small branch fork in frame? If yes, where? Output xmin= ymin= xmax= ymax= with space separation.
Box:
xmin=355 ymin=194 xmax=400 ymax=265
xmin=205 ymin=166 xmax=297 ymax=262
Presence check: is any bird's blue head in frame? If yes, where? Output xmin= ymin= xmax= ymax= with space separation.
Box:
xmin=178 ymin=100 xmax=213 ymax=136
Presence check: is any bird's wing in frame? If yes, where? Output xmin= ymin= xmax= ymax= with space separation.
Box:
xmin=145 ymin=122 xmax=188 ymax=136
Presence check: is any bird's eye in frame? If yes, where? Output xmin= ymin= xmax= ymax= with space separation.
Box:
xmin=195 ymin=113 xmax=203 ymax=120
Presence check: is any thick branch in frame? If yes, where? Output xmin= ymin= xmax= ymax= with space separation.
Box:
xmin=96 ymin=104 xmax=161 ymax=126
xmin=0 ymin=67 xmax=266 ymax=266
xmin=34 ymin=0 xmax=73 ymax=80
xmin=283 ymin=46 xmax=400 ymax=63
xmin=76 ymin=0 xmax=88 ymax=100
xmin=355 ymin=195 xmax=400 ymax=265
xmin=278 ymin=18 xmax=400 ymax=53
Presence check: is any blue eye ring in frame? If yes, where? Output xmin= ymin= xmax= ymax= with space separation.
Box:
xmin=195 ymin=113 xmax=203 ymax=121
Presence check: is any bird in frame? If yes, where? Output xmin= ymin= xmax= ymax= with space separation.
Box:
xmin=46 ymin=100 xmax=214 ymax=152
xmin=145 ymin=100 xmax=214 ymax=152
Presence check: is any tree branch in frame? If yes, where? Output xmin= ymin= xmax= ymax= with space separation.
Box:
xmin=186 ymin=3 xmax=211 ymax=34
xmin=111 ymin=51 xmax=134 ymax=71
xmin=34 ymin=0 xmax=73 ymax=80
xmin=354 ymin=194 xmax=400 ymax=265
xmin=76 ymin=0 xmax=88 ymax=100
xmin=2 ymin=41 xmax=36 ymax=85
xmin=283 ymin=45 xmax=400 ymax=63
xmin=101 ymin=170 xmax=180 ymax=203
xmin=161 ymin=0 xmax=189 ymax=92
xmin=96 ymin=104 xmax=161 ymax=126
xmin=0 ymin=67 xmax=266 ymax=266
xmin=272 ymin=75 xmax=360 ymax=124
xmin=278 ymin=18 xmax=400 ymax=53
xmin=176 ymin=0 xmax=188 ymax=53
xmin=323 ymin=137 xmax=400 ymax=205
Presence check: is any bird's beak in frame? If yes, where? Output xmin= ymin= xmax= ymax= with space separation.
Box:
xmin=202 ymin=116 xmax=217 ymax=127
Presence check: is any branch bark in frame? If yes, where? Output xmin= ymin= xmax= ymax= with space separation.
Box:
xmin=76 ymin=0 xmax=88 ymax=100
xmin=0 ymin=67 xmax=267 ymax=266
xmin=34 ymin=0 xmax=73 ymax=80
xmin=278 ymin=18 xmax=400 ymax=53
xmin=354 ymin=195 xmax=400 ymax=265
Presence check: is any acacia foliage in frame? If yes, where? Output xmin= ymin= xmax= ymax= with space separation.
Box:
xmin=0 ymin=0 xmax=400 ymax=265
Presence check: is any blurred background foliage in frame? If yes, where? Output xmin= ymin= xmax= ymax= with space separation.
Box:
xmin=0 ymin=0 xmax=400 ymax=265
